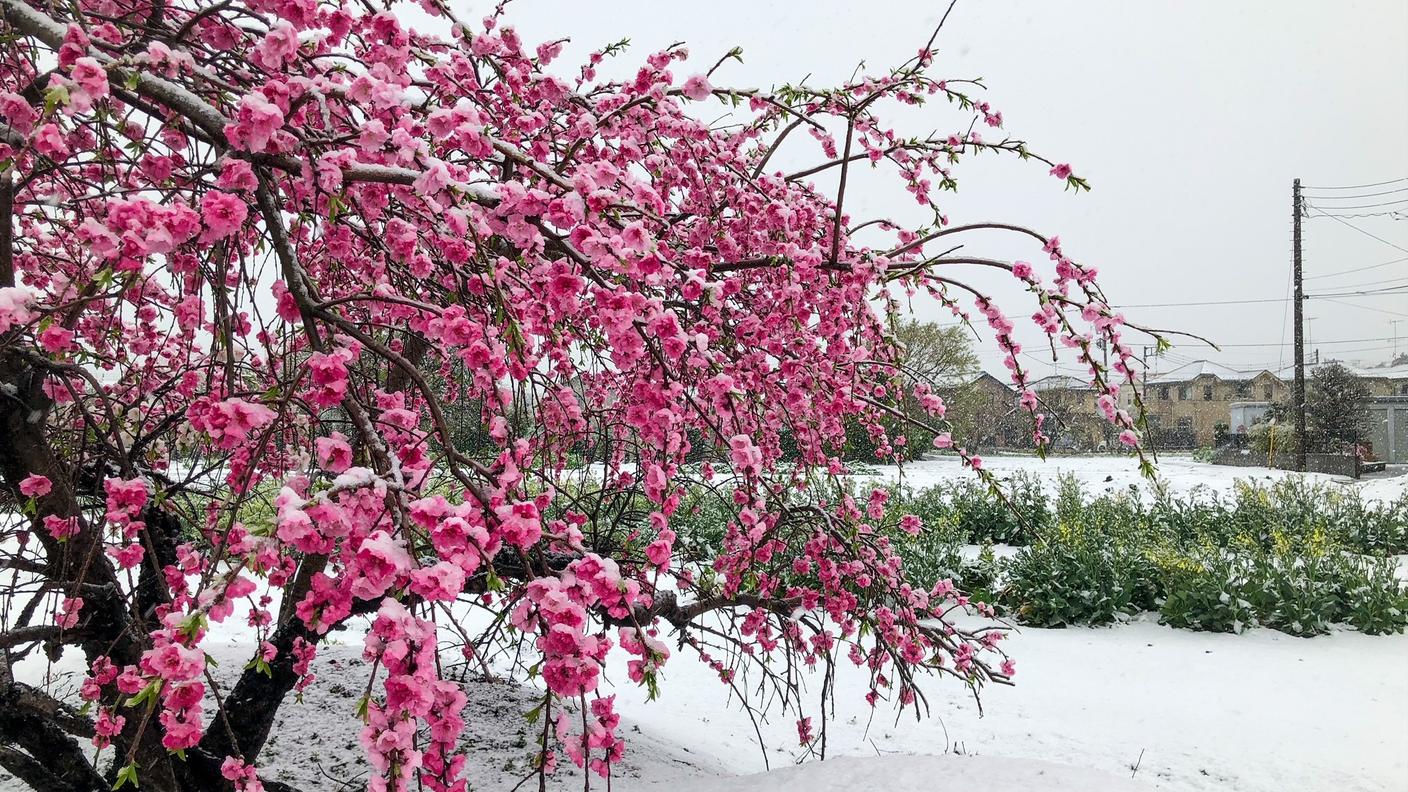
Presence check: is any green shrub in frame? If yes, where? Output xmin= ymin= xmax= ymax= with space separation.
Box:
xmin=1338 ymin=557 xmax=1408 ymax=635
xmin=1000 ymin=521 xmax=1159 ymax=627
xmin=1155 ymin=550 xmax=1257 ymax=633
xmin=666 ymin=467 xmax=1407 ymax=640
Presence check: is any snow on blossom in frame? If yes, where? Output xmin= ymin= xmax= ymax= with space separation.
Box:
xmin=0 ymin=286 xmax=37 ymax=333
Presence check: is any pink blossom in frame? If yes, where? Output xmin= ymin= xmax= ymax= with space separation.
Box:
xmin=409 ymin=561 xmax=466 ymax=602
xmin=109 ymin=543 xmax=144 ymax=569
xmin=0 ymin=284 xmax=36 ymax=331
xmin=351 ymin=531 xmax=412 ymax=599
xmin=253 ymin=21 xmax=301 ymax=69
xmin=680 ymin=74 xmax=713 ymax=101
xmin=728 ymin=434 xmax=763 ymax=477
xmin=33 ymin=123 xmax=70 ymax=159
xmin=315 ymin=432 xmax=354 ymax=473
xmin=225 ymin=92 xmax=284 ymax=153
xmin=19 ymin=473 xmax=52 ymax=497
xmin=217 ymin=159 xmax=259 ymax=191
xmin=103 ymin=477 xmax=148 ymax=519
xmin=43 ymin=514 xmax=79 ymax=540
xmin=0 ymin=91 xmax=38 ymax=134
xmin=38 ymin=324 xmax=76 ymax=353
xmin=1050 ymin=163 xmax=1073 ymax=180
xmin=200 ymin=191 xmax=249 ymax=241
xmin=56 ymin=596 xmax=83 ymax=629
xmin=69 ymin=58 xmax=109 ymax=106
xmin=495 ymin=501 xmax=542 ymax=548
xmin=797 ymin=716 xmax=814 ymax=744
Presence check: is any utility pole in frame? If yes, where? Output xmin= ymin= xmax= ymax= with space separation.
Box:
xmin=1293 ymin=178 xmax=1307 ymax=471
xmin=1392 ymin=320 xmax=1405 ymax=360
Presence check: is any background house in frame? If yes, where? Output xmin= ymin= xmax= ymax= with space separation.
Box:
xmin=1138 ymin=361 xmax=1287 ymax=448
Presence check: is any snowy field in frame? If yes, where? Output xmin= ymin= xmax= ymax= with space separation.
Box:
xmin=5 ymin=457 xmax=1407 ymax=792
xmin=14 ymin=615 xmax=1404 ymax=792
xmin=863 ymin=452 xmax=1407 ymax=505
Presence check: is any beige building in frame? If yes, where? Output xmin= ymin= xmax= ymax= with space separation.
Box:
xmin=1138 ymin=361 xmax=1288 ymax=447
xmin=954 ymin=361 xmax=1408 ymax=453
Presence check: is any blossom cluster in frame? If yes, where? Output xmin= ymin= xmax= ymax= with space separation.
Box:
xmin=0 ymin=0 xmax=1145 ymax=788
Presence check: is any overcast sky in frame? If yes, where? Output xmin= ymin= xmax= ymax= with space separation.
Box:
xmin=468 ymin=1 xmax=1408 ymax=378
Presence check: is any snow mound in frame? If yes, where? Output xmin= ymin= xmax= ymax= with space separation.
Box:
xmin=635 ymin=754 xmax=1151 ymax=792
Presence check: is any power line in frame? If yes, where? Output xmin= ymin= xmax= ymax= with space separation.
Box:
xmin=1316 ymin=343 xmax=1402 ymax=355
xmin=1173 ymin=345 xmax=1401 ymax=370
xmin=1307 ymin=209 xmax=1408 ymax=219
xmin=1320 ymin=274 xmax=1408 ymax=290
xmin=1115 ymin=287 xmax=1406 ymax=308
xmin=1116 ymin=296 xmax=1293 ymax=308
xmin=1304 ymin=197 xmax=1408 ymax=211
xmin=1316 ymin=296 xmax=1408 ymax=318
xmin=1211 ymin=335 xmax=1400 ymax=348
xmin=1306 ymin=204 xmax=1408 ymax=254
xmin=1313 ymin=285 xmax=1408 ymax=297
xmin=1303 ymin=185 xmax=1408 ymax=200
xmin=1301 ymin=177 xmax=1408 ymax=190
xmin=1304 ymin=254 xmax=1408 ymax=279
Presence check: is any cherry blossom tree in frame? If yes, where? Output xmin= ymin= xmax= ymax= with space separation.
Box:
xmin=0 ymin=1 xmax=1165 ymax=790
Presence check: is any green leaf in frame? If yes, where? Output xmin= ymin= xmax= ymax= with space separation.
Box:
xmin=113 ymin=762 xmax=139 ymax=789
xmin=123 ymin=680 xmax=162 ymax=709
xmin=43 ymin=85 xmax=70 ymax=114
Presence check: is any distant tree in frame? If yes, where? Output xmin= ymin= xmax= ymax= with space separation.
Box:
xmin=843 ymin=321 xmax=980 ymax=461
xmin=1307 ymin=363 xmax=1373 ymax=451
xmin=1266 ymin=363 xmax=1372 ymax=453
xmin=893 ymin=320 xmax=981 ymax=386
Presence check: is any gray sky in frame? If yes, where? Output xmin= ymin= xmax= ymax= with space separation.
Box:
xmin=477 ymin=0 xmax=1408 ymax=377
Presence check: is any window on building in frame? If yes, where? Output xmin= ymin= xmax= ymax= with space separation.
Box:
xmin=1399 ymin=382 xmax=1408 ymax=396
xmin=1235 ymin=382 xmax=1252 ymax=398
xmin=1176 ymin=417 xmax=1193 ymax=429
xmin=1203 ymin=385 xmax=1213 ymax=401
xmin=1264 ymin=385 xmax=1273 ymax=400
xmin=1159 ymin=387 xmax=1170 ymax=401
xmin=1178 ymin=386 xmax=1189 ymax=401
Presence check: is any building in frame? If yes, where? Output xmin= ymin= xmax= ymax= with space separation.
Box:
xmin=1340 ymin=363 xmax=1408 ymax=463
xmin=1138 ymin=361 xmax=1288 ymax=448
xmin=1136 ymin=359 xmax=1408 ymax=457
xmin=945 ymin=372 xmax=1028 ymax=449
xmin=955 ymin=360 xmax=1408 ymax=459
xmin=1029 ymin=374 xmax=1117 ymax=450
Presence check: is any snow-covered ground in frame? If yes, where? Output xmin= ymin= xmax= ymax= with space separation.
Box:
xmin=18 ymin=617 xmax=1398 ymax=792
xmin=4 ymin=457 xmax=1407 ymax=792
xmin=865 ymin=453 xmax=1407 ymax=504
xmin=610 ymin=618 xmax=1408 ymax=792
xmin=647 ymin=754 xmax=1151 ymax=792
